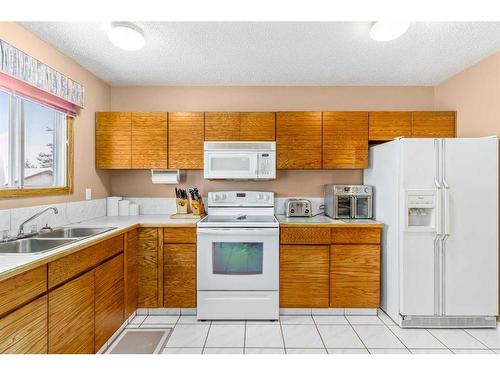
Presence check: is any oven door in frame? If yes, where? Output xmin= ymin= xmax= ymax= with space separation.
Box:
xmin=204 ymin=152 xmax=258 ymax=179
xmin=335 ymin=196 xmax=354 ymax=219
xmin=197 ymin=228 xmax=279 ymax=291
xmin=354 ymin=196 xmax=372 ymax=219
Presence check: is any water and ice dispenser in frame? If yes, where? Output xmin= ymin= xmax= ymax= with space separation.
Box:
xmin=405 ymin=190 xmax=437 ymax=231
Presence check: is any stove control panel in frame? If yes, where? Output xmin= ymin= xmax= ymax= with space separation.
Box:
xmin=208 ymin=191 xmax=274 ymax=207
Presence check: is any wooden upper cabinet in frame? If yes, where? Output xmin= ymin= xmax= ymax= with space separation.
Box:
xmin=368 ymin=112 xmax=412 ymax=141
xmin=280 ymin=245 xmax=330 ymax=308
xmin=205 ymin=112 xmax=240 ymax=141
xmin=96 ymin=112 xmax=132 ymax=169
xmin=276 ymin=112 xmax=322 ymax=169
xmin=412 ymin=111 xmax=456 ymax=138
xmin=131 ymin=112 xmax=168 ymax=169
xmin=95 ymin=254 xmax=125 ymax=351
xmin=164 ymin=244 xmax=197 ymax=308
xmin=48 ymin=271 xmax=95 ymax=354
xmin=239 ymin=112 xmax=275 ymax=141
xmin=323 ymin=112 xmax=368 ymax=169
xmin=168 ymin=112 xmax=205 ymax=169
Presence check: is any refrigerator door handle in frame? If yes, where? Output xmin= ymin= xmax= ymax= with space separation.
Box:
xmin=433 ymin=234 xmax=441 ymax=315
xmin=443 ymin=188 xmax=451 ymax=235
xmin=350 ymin=197 xmax=356 ymax=218
xmin=434 ymin=139 xmax=441 ymax=189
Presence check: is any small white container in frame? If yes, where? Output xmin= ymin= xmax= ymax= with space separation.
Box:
xmin=118 ymin=200 xmax=130 ymax=216
xmin=106 ymin=197 xmax=122 ymax=216
xmin=129 ymin=203 xmax=139 ymax=216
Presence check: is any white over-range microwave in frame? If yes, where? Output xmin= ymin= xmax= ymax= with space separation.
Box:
xmin=204 ymin=141 xmax=276 ymax=180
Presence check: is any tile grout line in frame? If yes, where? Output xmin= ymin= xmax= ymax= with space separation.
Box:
xmin=461 ymin=329 xmax=494 ymax=351
xmin=424 ymin=328 xmax=451 ymax=352
xmin=311 ymin=315 xmax=328 ymax=352
xmin=201 ymin=321 xmax=213 ymax=354
xmin=345 ymin=316 xmax=370 ymax=353
xmin=278 ymin=317 xmax=287 ymax=354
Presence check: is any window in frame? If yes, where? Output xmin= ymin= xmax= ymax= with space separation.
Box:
xmin=0 ymin=89 xmax=73 ymax=197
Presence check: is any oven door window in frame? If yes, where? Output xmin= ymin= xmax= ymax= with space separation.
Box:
xmin=355 ymin=197 xmax=371 ymax=218
xmin=212 ymin=242 xmax=263 ymax=275
xmin=336 ymin=196 xmax=353 ymax=218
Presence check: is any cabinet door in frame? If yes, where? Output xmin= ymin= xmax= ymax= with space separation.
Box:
xmin=0 ymin=296 xmax=47 ymax=354
xmin=330 ymin=245 xmax=380 ymax=308
xmin=138 ymin=228 xmax=160 ymax=307
xmin=131 ymin=112 xmax=168 ymax=169
xmin=125 ymin=229 xmax=139 ymax=318
xmin=239 ymin=112 xmax=275 ymax=141
xmin=280 ymin=245 xmax=330 ymax=308
xmin=323 ymin=112 xmax=368 ymax=169
xmin=368 ymin=112 xmax=412 ymax=141
xmin=95 ymin=112 xmax=131 ymax=169
xmin=276 ymin=112 xmax=322 ymax=169
xmin=164 ymin=244 xmax=196 ymax=308
xmin=412 ymin=111 xmax=456 ymax=138
xmin=48 ymin=271 xmax=95 ymax=354
xmin=205 ymin=112 xmax=240 ymax=141
xmin=95 ymin=254 xmax=125 ymax=351
xmin=168 ymin=112 xmax=205 ymax=169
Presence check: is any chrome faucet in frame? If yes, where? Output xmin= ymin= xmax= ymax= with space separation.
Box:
xmin=18 ymin=207 xmax=59 ymax=237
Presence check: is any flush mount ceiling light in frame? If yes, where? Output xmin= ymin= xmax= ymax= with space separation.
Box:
xmin=370 ymin=21 xmax=410 ymax=42
xmin=108 ymin=22 xmax=145 ymax=51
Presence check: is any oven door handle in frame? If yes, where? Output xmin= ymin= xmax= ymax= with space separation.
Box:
xmin=197 ymin=228 xmax=279 ymax=236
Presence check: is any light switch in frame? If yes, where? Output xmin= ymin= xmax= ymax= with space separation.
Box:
xmin=85 ymin=188 xmax=92 ymax=200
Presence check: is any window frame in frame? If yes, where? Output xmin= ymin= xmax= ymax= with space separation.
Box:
xmin=0 ymin=91 xmax=74 ymax=198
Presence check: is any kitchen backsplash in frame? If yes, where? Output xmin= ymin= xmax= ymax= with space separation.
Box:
xmin=0 ymin=198 xmax=106 ymax=237
xmin=0 ymin=195 xmax=325 ymax=237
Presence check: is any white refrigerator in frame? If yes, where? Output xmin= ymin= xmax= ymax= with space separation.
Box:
xmin=364 ymin=137 xmax=498 ymax=328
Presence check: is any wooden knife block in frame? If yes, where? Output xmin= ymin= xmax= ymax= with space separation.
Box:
xmin=176 ymin=198 xmax=189 ymax=214
xmin=191 ymin=200 xmax=205 ymax=216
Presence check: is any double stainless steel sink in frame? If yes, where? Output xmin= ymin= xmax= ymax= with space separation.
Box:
xmin=0 ymin=227 xmax=116 ymax=255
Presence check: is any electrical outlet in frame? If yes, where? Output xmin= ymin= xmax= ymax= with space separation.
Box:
xmin=85 ymin=188 xmax=92 ymax=201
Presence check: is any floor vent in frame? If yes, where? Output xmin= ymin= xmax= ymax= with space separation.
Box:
xmin=401 ymin=315 xmax=497 ymax=328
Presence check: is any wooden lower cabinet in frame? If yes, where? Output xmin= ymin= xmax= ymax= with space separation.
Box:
xmin=330 ymin=245 xmax=380 ymax=308
xmin=164 ymin=244 xmax=197 ymax=308
xmin=124 ymin=229 xmax=139 ymax=318
xmin=137 ymin=228 xmax=160 ymax=307
xmin=0 ymin=296 xmax=47 ymax=354
xmin=279 ymin=245 xmax=330 ymax=308
xmin=95 ymin=254 xmax=125 ymax=351
xmin=48 ymin=271 xmax=95 ymax=354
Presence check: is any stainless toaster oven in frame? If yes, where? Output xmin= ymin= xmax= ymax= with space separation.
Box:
xmin=325 ymin=185 xmax=373 ymax=219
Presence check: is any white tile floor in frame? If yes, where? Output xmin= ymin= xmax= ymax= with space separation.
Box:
xmin=115 ymin=309 xmax=500 ymax=354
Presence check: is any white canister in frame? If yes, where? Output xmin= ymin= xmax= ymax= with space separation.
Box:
xmin=118 ymin=200 xmax=130 ymax=216
xmin=106 ymin=196 xmax=122 ymax=216
xmin=129 ymin=203 xmax=139 ymax=216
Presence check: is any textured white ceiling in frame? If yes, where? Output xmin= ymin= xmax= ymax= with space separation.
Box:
xmin=20 ymin=22 xmax=500 ymax=86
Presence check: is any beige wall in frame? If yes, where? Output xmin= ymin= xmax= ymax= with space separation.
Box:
xmin=110 ymin=86 xmax=435 ymax=197
xmin=0 ymin=23 xmax=111 ymax=210
xmin=435 ymin=51 xmax=500 ymax=137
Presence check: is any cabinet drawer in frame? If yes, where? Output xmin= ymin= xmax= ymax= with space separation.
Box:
xmin=163 ymin=227 xmax=197 ymax=244
xmin=0 ymin=266 xmax=47 ymax=317
xmin=280 ymin=227 xmax=331 ymax=245
xmin=0 ymin=295 xmax=47 ymax=354
xmin=48 ymin=235 xmax=124 ymax=288
xmin=331 ymin=228 xmax=380 ymax=244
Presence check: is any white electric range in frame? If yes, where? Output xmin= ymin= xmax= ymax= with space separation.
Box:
xmin=196 ymin=191 xmax=279 ymax=320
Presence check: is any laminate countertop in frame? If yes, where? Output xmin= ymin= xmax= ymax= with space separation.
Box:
xmin=276 ymin=215 xmax=384 ymax=228
xmin=0 ymin=215 xmax=201 ymax=281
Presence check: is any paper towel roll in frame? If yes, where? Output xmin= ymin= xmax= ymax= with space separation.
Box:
xmin=106 ymin=197 xmax=122 ymax=216
xmin=118 ymin=200 xmax=130 ymax=216
xmin=129 ymin=203 xmax=139 ymax=216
